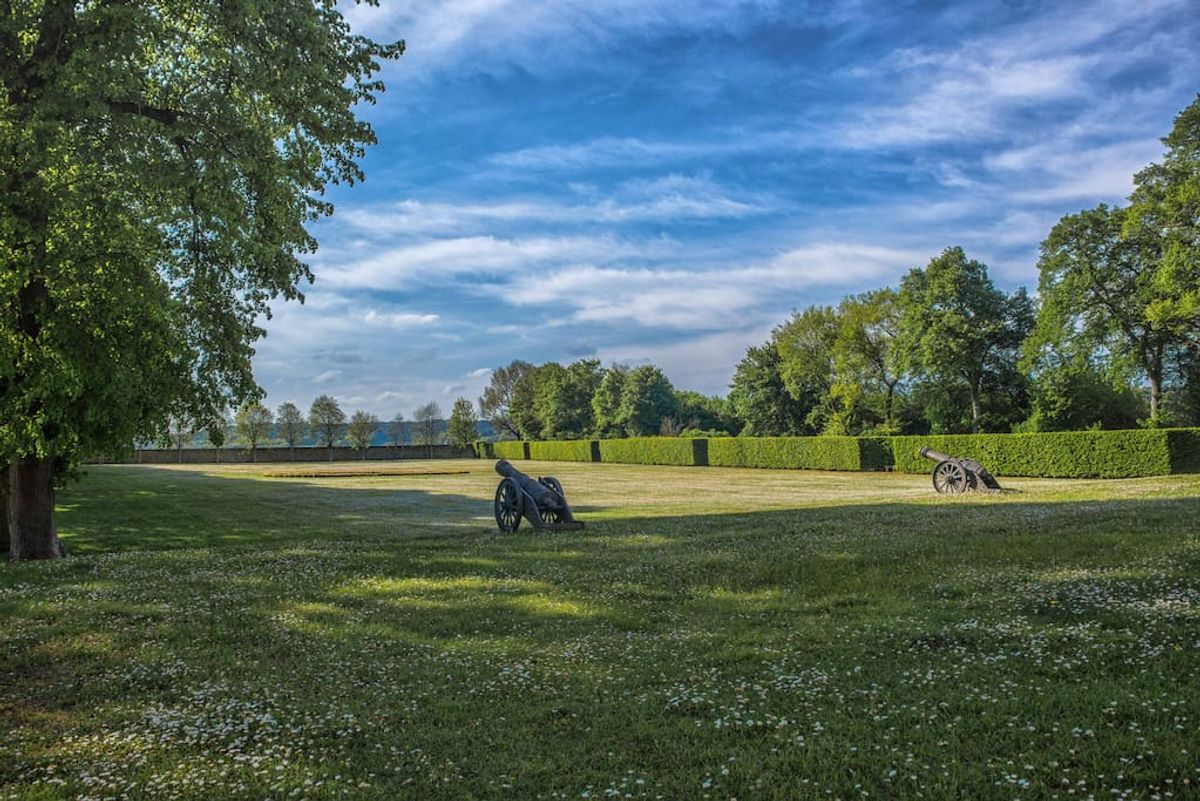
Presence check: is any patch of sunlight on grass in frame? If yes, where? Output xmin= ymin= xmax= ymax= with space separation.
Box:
xmin=706 ymin=587 xmax=783 ymax=603
xmin=506 ymin=594 xmax=605 ymax=619
xmin=337 ymin=575 xmax=556 ymax=598
xmin=608 ymin=534 xmax=678 ymax=547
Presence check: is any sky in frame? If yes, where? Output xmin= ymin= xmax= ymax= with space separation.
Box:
xmin=252 ymin=0 xmax=1200 ymax=418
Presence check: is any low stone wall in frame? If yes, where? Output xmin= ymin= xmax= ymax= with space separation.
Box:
xmin=93 ymin=445 xmax=475 ymax=464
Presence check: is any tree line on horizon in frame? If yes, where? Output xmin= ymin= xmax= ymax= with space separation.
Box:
xmin=158 ymin=394 xmax=483 ymax=457
xmin=481 ymin=97 xmax=1200 ymax=441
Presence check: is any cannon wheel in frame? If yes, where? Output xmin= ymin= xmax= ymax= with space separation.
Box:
xmin=495 ymin=477 xmax=524 ymax=533
xmin=932 ymin=460 xmax=969 ymax=494
xmin=537 ymin=476 xmax=567 ymax=524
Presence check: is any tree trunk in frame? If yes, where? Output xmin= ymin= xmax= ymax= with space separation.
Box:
xmin=1 ymin=462 xmax=10 ymax=555
xmin=883 ymin=382 xmax=896 ymax=429
xmin=8 ymin=457 xmax=64 ymax=560
xmin=968 ymin=382 xmax=981 ymax=433
xmin=1148 ymin=370 xmax=1162 ymax=421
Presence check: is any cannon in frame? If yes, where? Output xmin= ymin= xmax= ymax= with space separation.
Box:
xmin=493 ymin=459 xmax=584 ymax=533
xmin=919 ymin=447 xmax=1003 ymax=494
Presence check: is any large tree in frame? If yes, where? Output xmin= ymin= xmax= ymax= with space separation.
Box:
xmin=618 ymin=366 xmax=677 ymax=437
xmin=592 ymin=365 xmax=628 ymax=438
xmin=897 ymin=247 xmax=1026 ymax=432
xmin=533 ymin=358 xmax=601 ymax=439
xmin=1126 ymin=94 xmax=1200 ymax=348
xmin=727 ymin=342 xmax=808 ymax=436
xmin=479 ymin=361 xmax=534 ymax=439
xmin=835 ymin=289 xmax=905 ymax=431
xmin=1031 ymin=205 xmax=1183 ymax=420
xmin=1 ymin=1 xmax=401 ymax=558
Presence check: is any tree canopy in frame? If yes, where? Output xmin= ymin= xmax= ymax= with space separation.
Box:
xmin=1 ymin=0 xmax=401 ymax=557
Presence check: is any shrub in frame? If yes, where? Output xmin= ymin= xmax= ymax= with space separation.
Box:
xmin=599 ymin=437 xmax=698 ymax=466
xmin=888 ymin=430 xmax=1180 ymax=478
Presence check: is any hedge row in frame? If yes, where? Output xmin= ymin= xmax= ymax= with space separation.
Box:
xmin=475 ymin=428 xmax=1200 ymax=478
xmin=598 ymin=437 xmax=699 ymax=466
xmin=708 ymin=436 xmax=876 ymax=471
xmin=528 ymin=440 xmax=596 ymax=462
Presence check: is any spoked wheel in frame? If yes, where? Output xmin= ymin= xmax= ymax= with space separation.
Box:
xmin=932 ymin=460 xmax=969 ymax=494
xmin=494 ymin=478 xmax=524 ymax=533
xmin=537 ymin=477 xmax=567 ymax=524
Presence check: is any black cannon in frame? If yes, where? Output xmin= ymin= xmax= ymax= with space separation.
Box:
xmin=493 ymin=459 xmax=584 ymax=533
xmin=919 ymin=447 xmax=1003 ymax=494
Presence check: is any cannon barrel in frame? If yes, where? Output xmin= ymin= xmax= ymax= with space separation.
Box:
xmin=919 ymin=447 xmax=954 ymax=463
xmin=495 ymin=458 xmax=521 ymax=479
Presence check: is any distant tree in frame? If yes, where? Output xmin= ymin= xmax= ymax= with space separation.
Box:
xmin=235 ymin=402 xmax=274 ymax=462
xmin=203 ymin=418 xmax=227 ymax=450
xmin=164 ymin=414 xmax=194 ymax=461
xmin=448 ymin=397 xmax=478 ymax=448
xmin=346 ymin=411 xmax=379 ymax=458
xmin=308 ymin=395 xmax=346 ymax=457
xmin=480 ymin=360 xmax=535 ymax=439
xmin=898 ymin=247 xmax=1023 ymax=432
xmin=619 ymin=366 xmax=678 ymax=436
xmin=728 ymin=342 xmax=808 ymax=436
xmin=388 ymin=413 xmax=406 ymax=446
xmin=413 ymin=402 xmax=442 ymax=456
xmin=592 ymin=365 xmax=629 ymax=438
xmin=276 ymin=402 xmax=306 ymax=448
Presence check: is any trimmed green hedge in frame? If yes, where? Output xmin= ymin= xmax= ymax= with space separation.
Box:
xmin=491 ymin=441 xmax=527 ymax=460
xmin=599 ymin=437 xmax=699 ymax=466
xmin=476 ymin=429 xmax=1200 ymax=479
xmin=528 ymin=440 xmax=596 ymax=462
xmin=889 ymin=430 xmax=1181 ymax=479
xmin=708 ymin=436 xmax=868 ymax=471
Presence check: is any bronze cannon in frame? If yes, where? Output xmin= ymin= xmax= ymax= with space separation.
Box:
xmin=493 ymin=459 xmax=584 ymax=533
xmin=919 ymin=447 xmax=1003 ymax=494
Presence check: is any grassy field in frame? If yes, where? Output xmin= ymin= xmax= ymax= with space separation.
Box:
xmin=2 ymin=460 xmax=1199 ymax=800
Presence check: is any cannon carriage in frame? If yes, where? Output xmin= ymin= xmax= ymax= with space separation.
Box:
xmin=919 ymin=447 xmax=1003 ymax=494
xmin=493 ymin=459 xmax=584 ymax=533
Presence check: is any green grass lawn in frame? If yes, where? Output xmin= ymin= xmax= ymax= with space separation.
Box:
xmin=3 ymin=461 xmax=1199 ymax=800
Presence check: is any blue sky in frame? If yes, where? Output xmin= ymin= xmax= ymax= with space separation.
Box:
xmin=252 ymin=0 xmax=1200 ymax=418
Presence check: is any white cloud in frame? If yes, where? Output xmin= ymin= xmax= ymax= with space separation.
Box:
xmin=363 ymin=310 xmax=441 ymax=328
xmin=314 ymin=370 xmax=342 ymax=384
xmin=504 ymin=242 xmax=925 ymax=329
xmin=467 ymin=367 xmax=493 ymax=378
